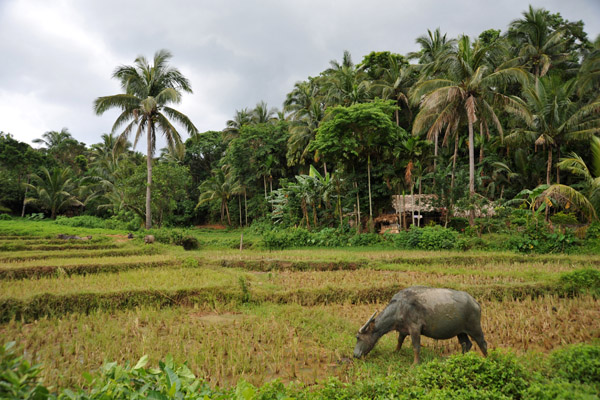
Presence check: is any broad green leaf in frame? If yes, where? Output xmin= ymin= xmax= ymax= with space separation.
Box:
xmin=133 ymin=355 xmax=149 ymax=370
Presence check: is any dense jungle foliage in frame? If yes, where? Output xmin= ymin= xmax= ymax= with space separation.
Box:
xmin=1 ymin=5 xmax=600 ymax=235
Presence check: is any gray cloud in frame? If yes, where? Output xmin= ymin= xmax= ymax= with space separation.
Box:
xmin=1 ymin=0 xmax=598 ymax=151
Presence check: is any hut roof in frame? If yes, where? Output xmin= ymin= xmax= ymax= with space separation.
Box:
xmin=392 ymin=194 xmax=439 ymax=213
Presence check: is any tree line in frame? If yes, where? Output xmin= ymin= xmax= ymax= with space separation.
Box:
xmin=1 ymin=5 xmax=599 ymax=231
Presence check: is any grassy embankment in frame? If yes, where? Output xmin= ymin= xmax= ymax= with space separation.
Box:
xmin=0 ymin=219 xmax=598 ymax=393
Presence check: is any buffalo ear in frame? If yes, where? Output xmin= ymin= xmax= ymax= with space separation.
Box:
xmin=366 ymin=320 xmax=376 ymax=332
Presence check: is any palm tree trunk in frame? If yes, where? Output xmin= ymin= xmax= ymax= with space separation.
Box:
xmin=21 ymin=176 xmax=29 ymax=217
xmin=556 ymin=147 xmax=560 ymax=184
xmin=367 ymin=154 xmax=373 ymax=230
xmin=263 ymin=176 xmax=268 ymax=200
xmin=402 ymin=191 xmax=406 ymax=230
xmin=354 ymin=181 xmax=361 ymax=233
xmin=411 ymin=184 xmax=415 ymax=227
xmin=263 ymin=175 xmax=268 ymax=216
xmin=433 ymin=131 xmax=439 ymax=188
xmin=451 ymin=134 xmax=459 ymax=189
xmin=244 ymin=189 xmax=248 ymax=226
xmin=546 ymin=146 xmax=552 ymax=185
xmin=468 ymin=121 xmax=475 ymax=227
xmin=338 ymin=194 xmax=343 ymax=230
xmin=146 ymin=123 xmax=153 ymax=229
xmin=479 ymin=122 xmax=484 ymax=164
xmin=418 ymin=178 xmax=422 ymax=227
xmin=225 ymin=201 xmax=231 ymax=226
xmin=238 ymin=195 xmax=242 ymax=227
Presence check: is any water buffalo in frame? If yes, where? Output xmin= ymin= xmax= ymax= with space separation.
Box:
xmin=354 ymin=286 xmax=487 ymax=363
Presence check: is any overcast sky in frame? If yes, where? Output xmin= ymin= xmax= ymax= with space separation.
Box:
xmin=1 ymin=0 xmax=599 ymax=151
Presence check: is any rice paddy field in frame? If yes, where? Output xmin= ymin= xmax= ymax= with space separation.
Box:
xmin=0 ymin=219 xmax=599 ymax=398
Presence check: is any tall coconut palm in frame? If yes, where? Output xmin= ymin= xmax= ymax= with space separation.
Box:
xmin=33 ymin=128 xmax=74 ymax=150
xmin=323 ymin=50 xmax=370 ymax=107
xmin=373 ymin=55 xmax=416 ymax=127
xmin=25 ymin=167 xmax=82 ymax=219
xmin=506 ymin=5 xmax=568 ymax=82
xmin=94 ymin=49 xmax=198 ymax=229
xmin=89 ymin=133 xmax=131 ymax=180
xmin=504 ymin=75 xmax=600 ymax=185
xmin=409 ymin=28 xmax=457 ymax=77
xmin=284 ymin=79 xmax=326 ymax=167
xmin=412 ymin=35 xmax=528 ymax=226
xmin=578 ymin=34 xmax=600 ymax=97
xmin=252 ymin=101 xmax=277 ymax=124
xmin=224 ymin=108 xmax=253 ymax=142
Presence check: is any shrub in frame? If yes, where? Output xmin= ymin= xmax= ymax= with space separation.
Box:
xmin=448 ymin=217 xmax=469 ymax=231
xmin=261 ymin=230 xmax=288 ymax=250
xmin=0 ymin=214 xmax=11 ymax=220
xmin=549 ymin=344 xmax=600 ymax=385
xmin=558 ymin=269 xmax=600 ymax=297
xmin=550 ymin=212 xmax=579 ymax=226
xmin=416 ymin=351 xmax=529 ymax=399
xmin=312 ymin=228 xmax=350 ymax=247
xmin=418 ymin=226 xmax=458 ymax=250
xmin=406 ymin=225 xmax=423 ymax=248
xmin=348 ymin=233 xmax=382 ymax=247
xmin=0 ymin=342 xmax=50 ymax=399
xmin=586 ymin=222 xmax=600 ymax=239
xmin=508 ymin=225 xmax=579 ymax=254
xmin=524 ymin=379 xmax=599 ymax=400
xmin=181 ymin=236 xmax=199 ymax=251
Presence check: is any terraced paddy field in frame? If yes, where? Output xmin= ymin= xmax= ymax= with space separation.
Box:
xmin=0 ymin=220 xmax=599 ymax=397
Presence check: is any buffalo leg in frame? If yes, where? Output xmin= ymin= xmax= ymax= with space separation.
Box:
xmin=410 ymin=331 xmax=421 ymax=364
xmin=396 ymin=334 xmax=407 ymax=352
xmin=457 ymin=333 xmax=472 ymax=353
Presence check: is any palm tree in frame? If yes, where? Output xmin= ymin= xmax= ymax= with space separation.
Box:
xmin=323 ymin=50 xmax=370 ymax=107
xmin=537 ymin=135 xmax=600 ymax=222
xmin=412 ymin=35 xmax=528 ymax=226
xmin=94 ymin=49 xmax=198 ymax=229
xmin=33 ymin=128 xmax=74 ymax=149
xmin=578 ymin=34 xmax=600 ymax=97
xmin=89 ymin=133 xmax=131 ymax=180
xmin=252 ymin=101 xmax=277 ymax=124
xmin=504 ymin=75 xmax=600 ymax=185
xmin=409 ymin=28 xmax=457 ymax=76
xmin=196 ymin=165 xmax=241 ymax=225
xmin=284 ymin=79 xmax=325 ymax=168
xmin=25 ymin=167 xmax=82 ymax=219
xmin=506 ymin=6 xmax=568 ymax=82
xmin=373 ymin=55 xmax=416 ymax=127
xmin=33 ymin=128 xmax=83 ymax=167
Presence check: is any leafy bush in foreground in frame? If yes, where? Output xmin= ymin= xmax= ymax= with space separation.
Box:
xmin=2 ymin=344 xmax=600 ymax=399
xmin=415 ymin=351 xmax=528 ymax=399
xmin=549 ymin=344 xmax=600 ymax=385
xmin=0 ymin=342 xmax=49 ymax=400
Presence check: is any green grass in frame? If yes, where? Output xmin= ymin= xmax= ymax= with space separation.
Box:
xmin=0 ymin=267 xmax=244 ymax=300
xmin=0 ymin=254 xmax=182 ymax=279
xmin=1 ymin=219 xmax=599 ymax=395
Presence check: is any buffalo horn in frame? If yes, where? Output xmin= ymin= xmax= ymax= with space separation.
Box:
xmin=359 ymin=310 xmax=378 ymax=333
